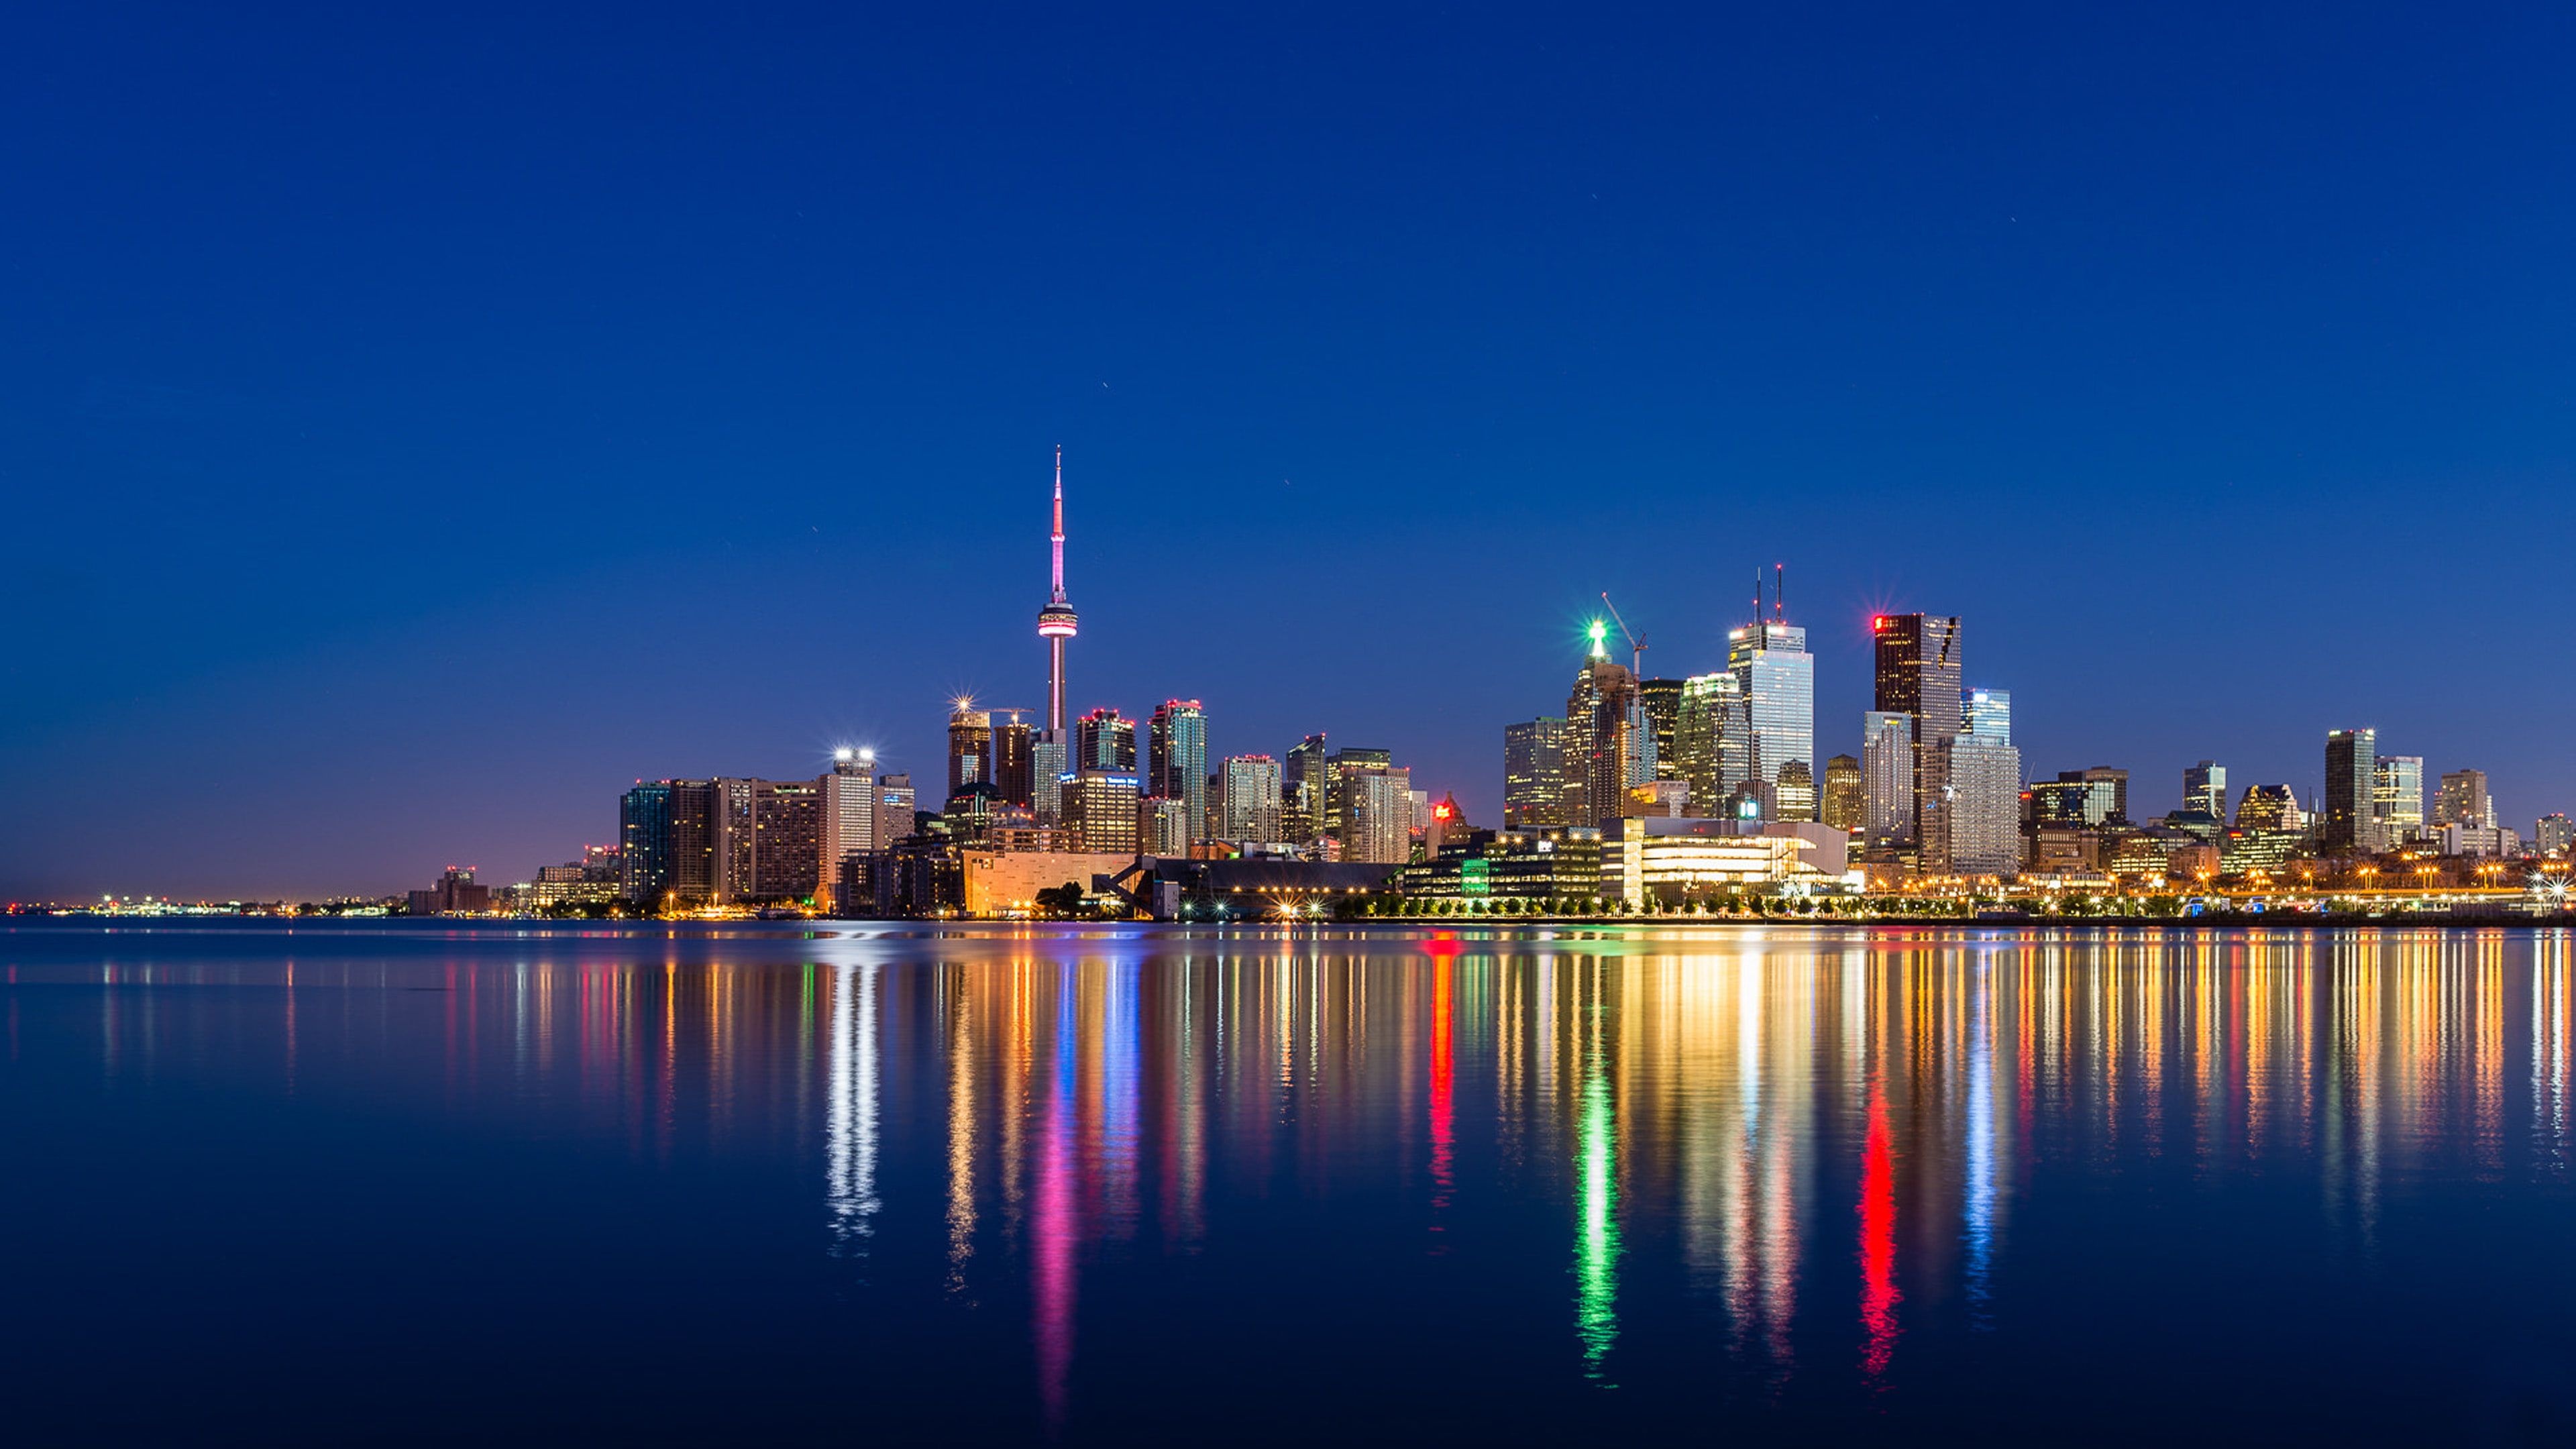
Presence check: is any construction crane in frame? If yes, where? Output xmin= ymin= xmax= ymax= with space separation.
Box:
xmin=1599 ymin=592 xmax=1657 ymax=784
xmin=1599 ymin=592 xmax=1647 ymax=680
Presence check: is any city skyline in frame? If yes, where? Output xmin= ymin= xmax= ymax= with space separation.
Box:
xmin=8 ymin=7 xmax=2575 ymax=899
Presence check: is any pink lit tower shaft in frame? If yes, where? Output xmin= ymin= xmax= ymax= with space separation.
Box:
xmin=1035 ymin=446 xmax=1078 ymax=736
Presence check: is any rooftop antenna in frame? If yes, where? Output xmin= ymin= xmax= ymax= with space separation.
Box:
xmin=1774 ymin=562 xmax=1786 ymax=622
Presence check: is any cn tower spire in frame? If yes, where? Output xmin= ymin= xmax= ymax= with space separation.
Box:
xmin=1050 ymin=445 xmax=1067 ymax=605
xmin=1035 ymin=447 xmax=1079 ymax=736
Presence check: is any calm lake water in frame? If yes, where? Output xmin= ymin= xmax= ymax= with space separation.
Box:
xmin=6 ymin=922 xmax=2576 ymax=1444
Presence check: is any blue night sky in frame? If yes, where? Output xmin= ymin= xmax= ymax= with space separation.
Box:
xmin=5 ymin=4 xmax=2571 ymax=898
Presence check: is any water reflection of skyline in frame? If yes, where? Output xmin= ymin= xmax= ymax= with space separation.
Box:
xmin=52 ymin=926 xmax=2576 ymax=1419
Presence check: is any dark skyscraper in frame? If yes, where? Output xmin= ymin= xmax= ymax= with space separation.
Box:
xmin=1078 ymin=707 xmax=1136 ymax=771
xmin=1637 ymin=678 xmax=1684 ymax=782
xmin=619 ymin=782 xmax=674 ymax=904
xmin=1873 ymin=612 xmax=1963 ymax=855
xmin=1872 ymin=613 xmax=1963 ymax=739
xmin=2324 ymin=728 xmax=2377 ymax=854
xmin=1503 ymin=718 xmax=1568 ymax=828
xmin=1284 ymin=733 xmax=1330 ymax=845
xmin=946 ymin=704 xmax=994 ymax=804
xmin=991 ymin=714 xmax=1034 ymax=808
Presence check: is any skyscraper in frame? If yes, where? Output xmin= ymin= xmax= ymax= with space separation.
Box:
xmin=1943 ymin=737 xmax=2023 ymax=874
xmin=2435 ymin=768 xmax=2496 ymax=830
xmin=1873 ymin=612 xmax=1962 ymax=851
xmin=668 ymin=780 xmax=716 ymax=904
xmin=619 ymin=782 xmax=675 ymax=904
xmin=946 ymin=704 xmax=993 ymax=804
xmin=1636 ymin=678 xmax=1684 ymax=787
xmin=2077 ymin=767 xmax=2129 ymax=824
xmin=2183 ymin=761 xmax=2228 ymax=820
xmin=992 ymin=714 xmax=1034 ymax=808
xmin=1729 ymin=616 xmax=1814 ymax=822
xmin=1861 ymin=712 xmax=1915 ymax=853
xmin=1219 ymin=755 xmax=1283 ymax=843
xmin=1327 ymin=747 xmax=1393 ymax=842
xmin=2373 ymin=755 xmax=2424 ymax=844
xmin=874 ymin=773 xmax=917 ymax=853
xmin=1060 ymin=769 xmax=1140 ymax=855
xmin=818 ymin=749 xmax=878 ymax=910
xmin=1146 ymin=700 xmax=1208 ymax=843
xmin=2236 ymin=784 xmax=2302 ymax=833
xmin=1077 ymin=708 xmax=1137 ymax=771
xmin=2322 ymin=729 xmax=2377 ymax=854
xmin=1502 ymin=718 xmax=1568 ymax=829
xmin=1034 ymin=447 xmax=1079 ymax=825
xmin=1566 ymin=622 xmax=1638 ymax=829
xmin=1284 ymin=733 xmax=1330 ymax=845
xmin=1339 ymin=761 xmax=1414 ymax=865
xmin=1872 ymin=614 xmax=1963 ymax=738
xmin=1673 ymin=671 xmax=1751 ymax=817
xmin=2538 ymin=813 xmax=2573 ymax=855
xmin=1138 ymin=796 xmax=1191 ymax=857
xmin=1821 ymin=754 xmax=1864 ymax=833
xmin=1965 ymin=688 xmax=2011 ymax=745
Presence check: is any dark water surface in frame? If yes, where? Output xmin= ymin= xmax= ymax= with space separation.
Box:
xmin=7 ymin=922 xmax=2575 ymax=1444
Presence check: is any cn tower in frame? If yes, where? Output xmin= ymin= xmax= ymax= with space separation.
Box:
xmin=1035 ymin=446 xmax=1077 ymax=737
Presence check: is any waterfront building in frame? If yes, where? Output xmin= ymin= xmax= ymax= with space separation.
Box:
xmin=407 ymin=866 xmax=491 ymax=916
xmin=1565 ymin=623 xmax=1638 ymax=828
xmin=2323 ymin=729 xmax=2377 ymax=853
xmin=1146 ymin=700 xmax=1208 ymax=841
xmin=959 ymin=849 xmax=1144 ymax=917
xmin=1599 ymin=816 xmax=1824 ymax=906
xmin=1861 ymin=712 xmax=1916 ymax=853
xmin=1219 ymin=755 xmax=1283 ymax=843
xmin=1395 ymin=826 xmax=1601 ymax=902
xmin=1284 ymin=733 xmax=1331 ymax=845
xmin=2184 ymin=760 xmax=2228 ymax=821
xmin=2436 ymin=768 xmax=2497 ymax=830
xmin=1821 ymin=754 xmax=1864 ymax=833
xmin=618 ymin=782 xmax=674 ymax=904
xmin=1059 ymin=769 xmax=1141 ymax=855
xmin=2373 ymin=755 xmax=2425 ymax=845
xmin=1338 ymin=761 xmax=1414 ymax=865
xmin=667 ymin=780 xmax=717 ymax=904
xmin=1077 ymin=707 xmax=1137 ymax=771
xmin=525 ymin=847 xmax=622 ymax=910
xmin=1503 ymin=718 xmax=1568 ymax=828
xmin=708 ymin=778 xmax=822 ymax=903
xmin=1729 ymin=617 xmax=1815 ymax=821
